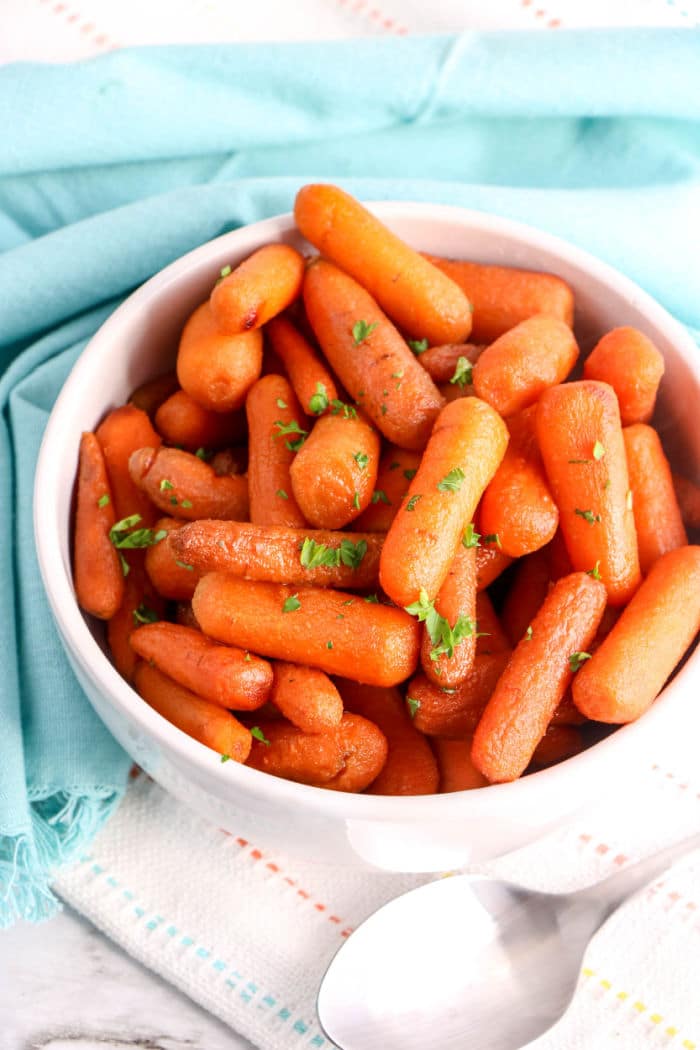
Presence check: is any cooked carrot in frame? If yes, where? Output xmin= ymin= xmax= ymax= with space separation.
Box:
xmin=420 ymin=543 xmax=477 ymax=687
xmin=295 ymin=184 xmax=473 ymax=345
xmin=193 ymin=574 xmax=420 ymax=687
xmin=323 ymin=712 xmax=388 ymax=792
xmin=155 ymin=390 xmax=246 ymax=452
xmin=129 ymin=446 xmax=249 ymax=521
xmin=475 ymin=591 xmax=511 ymax=654
xmin=210 ymin=244 xmax=305 ymax=334
xmin=144 ymin=518 xmax=201 ymax=600
xmin=175 ymin=601 xmax=200 ymax=630
xmin=530 ymin=725 xmax=584 ymax=768
xmin=583 ymin=327 xmax=664 ymax=425
xmin=107 ymin=561 xmax=166 ymax=683
xmin=380 ymin=397 xmax=508 ymax=607
xmin=177 ymin=301 xmax=263 ymax=412
xmin=500 ymin=550 xmax=550 ymax=647
xmin=472 ymin=572 xmax=606 ymax=782
xmin=353 ymin=447 xmax=422 ymax=533
xmin=475 ymin=544 xmax=513 ymax=591
xmin=130 ymin=622 xmax=272 ymax=711
xmin=473 ymin=315 xmax=579 ymax=418
xmin=672 ymin=473 xmax=700 ymax=530
xmin=270 ymin=661 xmax=343 ymax=732
xmin=129 ymin=371 xmax=179 ymax=418
xmin=536 ymin=381 xmax=641 ymax=606
xmin=545 ymin=527 xmax=574 ymax=580
xmin=432 ymin=738 xmax=488 ymax=792
xmin=424 ymin=256 xmax=575 ymax=344
xmin=134 ymin=662 xmax=251 ymax=761
xmin=623 ymin=424 xmax=687 ymax=574
xmin=209 ymin=447 xmax=248 ymax=476
xmin=572 ymin=545 xmax=700 ymax=723
xmin=408 ymin=652 xmax=511 ymax=738
xmin=478 ymin=405 xmax=559 ymax=557
xmin=550 ymin=692 xmax=587 ymax=727
xmin=245 ymin=720 xmax=344 ymax=785
xmin=246 ymin=374 xmax=308 ymax=528
xmin=303 ymin=258 xmax=444 ymax=450
xmin=172 ymin=520 xmax=381 ymax=590
xmin=418 ymin=343 xmax=484 ymax=385
xmin=290 ymin=412 xmax=380 ymax=529
xmin=336 ymin=679 xmax=439 ymax=795
xmin=73 ymin=432 xmax=124 ymax=620
xmin=96 ymin=405 xmax=162 ymax=525
xmin=265 ymin=315 xmax=340 ymax=416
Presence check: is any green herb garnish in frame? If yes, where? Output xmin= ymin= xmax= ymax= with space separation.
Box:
xmin=437 ymin=468 xmax=465 ymax=493
xmin=352 ymin=320 xmax=378 ymax=345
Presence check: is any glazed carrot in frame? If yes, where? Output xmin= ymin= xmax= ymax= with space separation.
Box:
xmin=107 ymin=561 xmax=166 ymax=683
xmin=73 ymin=432 xmax=124 ymax=620
xmin=408 ymin=652 xmax=511 ymax=738
xmin=420 ymin=543 xmax=477 ymax=687
xmin=336 ymin=679 xmax=439 ymax=795
xmin=432 ymin=738 xmax=488 ymax=792
xmin=473 ymin=315 xmax=579 ymax=418
xmin=475 ymin=544 xmax=513 ymax=590
xmin=155 ymin=390 xmax=246 ymax=452
xmin=130 ymin=622 xmax=272 ymax=711
xmin=270 ymin=661 xmax=343 ymax=732
xmin=193 ymin=574 xmax=420 ymax=687
xmin=545 ymin=528 xmax=574 ymax=581
xmin=172 ymin=520 xmax=382 ymax=590
xmin=134 ymin=662 xmax=252 ymax=761
xmin=144 ymin=518 xmax=201 ymax=600
xmin=209 ymin=447 xmax=248 ymax=476
xmin=210 ymin=244 xmax=305 ymax=334
xmin=536 ymin=381 xmax=641 ymax=606
xmin=417 ymin=343 xmax=484 ymax=385
xmin=175 ymin=601 xmax=200 ymax=630
xmin=672 ymin=473 xmax=700 ymax=530
xmin=572 ymin=546 xmax=700 ymax=723
xmin=530 ymin=725 xmax=584 ymax=768
xmin=500 ymin=550 xmax=550 ymax=648
xmin=96 ymin=405 xmax=162 ymax=525
xmin=303 ymin=259 xmax=444 ymax=450
xmin=323 ymin=712 xmax=388 ymax=792
xmin=549 ymin=692 xmax=587 ymax=727
xmin=475 ymin=591 xmax=511 ymax=654
xmin=265 ymin=316 xmax=339 ymax=416
xmin=246 ymin=375 xmax=308 ymax=528
xmin=472 ymin=572 xmax=606 ymax=783
xmin=177 ymin=301 xmax=263 ymax=412
xmin=129 ymin=371 xmax=179 ymax=418
xmin=424 ymin=256 xmax=575 ymax=344
xmin=478 ymin=405 xmax=559 ymax=557
xmin=290 ymin=412 xmax=380 ymax=529
xmin=623 ymin=424 xmax=687 ymax=574
xmin=380 ymin=397 xmax=508 ymax=607
xmin=245 ymin=720 xmax=344 ymax=785
xmin=353 ymin=447 xmax=422 ymax=533
xmin=583 ymin=327 xmax=664 ymax=425
xmin=295 ymin=184 xmax=473 ymax=345
xmin=129 ymin=446 xmax=249 ymax=521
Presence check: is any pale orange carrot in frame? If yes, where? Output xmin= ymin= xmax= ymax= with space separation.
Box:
xmin=246 ymin=374 xmax=308 ymax=528
xmin=583 ymin=327 xmax=664 ymax=425
xmin=270 ymin=661 xmax=343 ymax=732
xmin=155 ymin=390 xmax=246 ymax=452
xmin=177 ymin=301 xmax=263 ymax=412
xmin=73 ymin=432 xmax=124 ymax=620
xmin=432 ymin=738 xmax=488 ymax=791
xmin=623 ymin=424 xmax=687 ymax=574
xmin=96 ymin=405 xmax=162 ymax=525
xmin=475 ymin=591 xmax=511 ymax=654
xmin=129 ymin=371 xmax=179 ymax=418
xmin=210 ymin=244 xmax=305 ymax=333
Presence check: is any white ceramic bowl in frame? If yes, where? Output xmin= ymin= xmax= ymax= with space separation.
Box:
xmin=34 ymin=203 xmax=700 ymax=872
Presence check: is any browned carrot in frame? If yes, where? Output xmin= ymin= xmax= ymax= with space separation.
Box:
xmin=672 ymin=473 xmax=700 ymax=530
xmin=583 ymin=327 xmax=665 ymax=425
xmin=193 ymin=574 xmax=420 ymax=687
xmin=129 ymin=371 xmax=179 ymax=418
xmin=353 ymin=447 xmax=422 ymax=533
xmin=96 ymin=405 xmax=162 ymax=525
xmin=175 ymin=602 xmax=200 ymax=630
xmin=270 ymin=661 xmax=343 ymax=732
xmin=472 ymin=572 xmax=606 ymax=782
xmin=408 ymin=652 xmax=511 ymax=738
xmin=417 ymin=343 xmax=484 ymax=384
xmin=107 ymin=561 xmax=166 ymax=683
xmin=432 ymin=738 xmax=488 ymax=791
xmin=246 ymin=374 xmax=308 ymax=528
xmin=420 ymin=544 xmax=477 ymax=687
xmin=209 ymin=447 xmax=248 ymax=476
xmin=572 ymin=546 xmax=700 ymax=723
xmin=623 ymin=424 xmax=687 ymax=574
xmin=265 ymin=315 xmax=339 ymax=416
xmin=73 ymin=432 xmax=125 ymax=620
xmin=323 ymin=712 xmax=388 ymax=792
xmin=530 ymin=725 xmax=584 ymax=768
xmin=129 ymin=446 xmax=249 ymax=521
xmin=295 ymin=184 xmax=473 ymax=345
xmin=155 ymin=390 xmax=246 ymax=452
xmin=500 ymin=549 xmax=550 ymax=647
xmin=245 ymin=720 xmax=344 ymax=785
xmin=550 ymin=692 xmax=587 ymax=727
xmin=177 ymin=301 xmax=263 ymax=412
xmin=475 ymin=544 xmax=514 ymax=590
xmin=144 ymin=518 xmax=201 ymax=600
xmin=475 ymin=591 xmax=511 ymax=654
xmin=210 ymin=244 xmax=305 ymax=333
xmin=134 ymin=662 xmax=252 ymax=761
xmin=545 ymin=528 xmax=574 ymax=580
xmin=303 ymin=258 xmax=445 ymax=450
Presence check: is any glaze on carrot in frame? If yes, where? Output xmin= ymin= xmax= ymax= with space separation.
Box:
xmin=177 ymin=301 xmax=263 ymax=412
xmin=73 ymin=432 xmax=124 ymax=620
xmin=96 ymin=404 xmax=162 ymax=525
xmin=144 ymin=518 xmax=201 ymax=601
xmin=129 ymin=446 xmax=249 ymax=521
xmin=408 ymin=652 xmax=511 ymax=739
xmin=583 ymin=327 xmax=664 ymax=426
xmin=623 ymin=424 xmax=687 ymax=574
xmin=420 ymin=543 xmax=477 ymax=687
xmin=210 ymin=244 xmax=305 ymax=334
xmin=265 ymin=315 xmax=339 ymax=416
xmin=246 ymin=374 xmax=308 ymax=528
xmin=155 ymin=390 xmax=246 ymax=452
xmin=353 ymin=447 xmax=422 ymax=533
xmin=433 ymin=738 xmax=488 ymax=792
xmin=270 ymin=661 xmax=343 ymax=733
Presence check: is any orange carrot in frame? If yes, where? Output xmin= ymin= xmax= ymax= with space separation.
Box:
xmin=380 ymin=397 xmax=508 ymax=607
xmin=265 ymin=315 xmax=339 ymax=416
xmin=583 ymin=327 xmax=664 ymax=425
xmin=209 ymin=447 xmax=248 ymax=476
xmin=672 ymin=473 xmax=700 ymax=530
xmin=128 ymin=446 xmax=248 ymax=521
xmin=303 ymin=258 xmax=444 ymax=450
xmin=530 ymin=725 xmax=584 ymax=768
xmin=432 ymin=738 xmax=488 ymax=792
xmin=420 ymin=543 xmax=477 ymax=687
xmin=155 ymin=390 xmax=246 ymax=452
xmin=193 ymin=574 xmax=420 ymax=687
xmin=129 ymin=371 xmax=179 ymax=418
xmin=475 ymin=544 xmax=513 ymax=590
xmin=323 ymin=712 xmax=388 ymax=792
xmin=545 ymin=527 xmax=574 ymax=581
xmin=473 ymin=315 xmax=579 ymax=418
xmin=472 ymin=572 xmax=606 ymax=782
xmin=353 ymin=447 xmax=422 ymax=533
xmin=500 ymin=549 xmax=550 ymax=648
xmin=408 ymin=652 xmax=511 ymax=738
xmin=536 ymin=381 xmax=641 ymax=606
xmin=107 ymin=562 xmax=166 ymax=683
xmin=177 ymin=301 xmax=263 ymax=412
xmin=130 ymin=622 xmax=272 ymax=710
xmin=623 ymin=424 xmax=687 ymax=574
xmin=295 ymin=183 xmax=473 ymax=345
xmin=246 ymin=374 xmax=308 ymax=528
xmin=550 ymin=692 xmax=587 ymax=727
xmin=245 ymin=720 xmax=345 ymax=785
xmin=417 ymin=343 xmax=484 ymax=384
xmin=175 ymin=601 xmax=200 ymax=630
xmin=210 ymin=244 xmax=305 ymax=334
xmin=270 ymin=661 xmax=343 ymax=732
xmin=144 ymin=518 xmax=201 ymax=601
xmin=96 ymin=405 xmax=162 ymax=525
xmin=134 ymin=661 xmax=251 ymax=761
xmin=475 ymin=591 xmax=511 ymax=654
xmin=572 ymin=545 xmax=700 ymax=723
xmin=73 ymin=432 xmax=124 ymax=620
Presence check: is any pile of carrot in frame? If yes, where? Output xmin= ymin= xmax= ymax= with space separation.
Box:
xmin=72 ymin=183 xmax=700 ymax=793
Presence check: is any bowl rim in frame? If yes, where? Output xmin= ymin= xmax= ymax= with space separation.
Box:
xmin=34 ymin=200 xmax=700 ymax=822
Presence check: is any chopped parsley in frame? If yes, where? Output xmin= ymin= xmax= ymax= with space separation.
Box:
xmin=587 ymin=561 xmax=602 ymax=580
xmin=308 ymin=383 xmax=329 ymax=415
xmin=330 ymin=399 xmax=358 ymax=419
xmin=403 ymin=468 xmax=417 ymax=481
xmin=251 ymin=727 xmax=270 ymax=745
xmin=405 ymin=494 xmax=422 ymax=512
xmin=482 ymin=533 xmax=502 ymax=549
xmin=175 ymin=560 xmax=194 ymax=571
xmin=404 ymin=588 xmax=476 ymax=662
xmin=132 ymin=604 xmax=159 ymax=626
xmin=364 ymin=594 xmax=379 ymax=603
xmin=371 ymin=490 xmax=391 ymax=505
xmin=273 ymin=419 xmax=308 ymax=452
xmin=449 ymin=356 xmax=473 ymax=390
xmin=299 ymin=537 xmax=367 ymax=571
xmin=593 ymin=440 xmax=606 ymax=461
xmin=159 ymin=479 xmax=174 ymax=492
xmin=354 ymin=451 xmax=369 ymax=471
xmin=276 ymin=489 xmax=288 ymax=500
xmin=437 ymin=468 xmax=465 ymax=493
xmin=575 ymin=508 xmax=601 ymax=525
xmin=276 ymin=397 xmax=288 ymax=409
xmin=220 ymin=753 xmax=231 ymax=763
xmin=180 ymin=499 xmax=193 ymax=509
xmin=282 ymin=594 xmax=301 ymax=613
xmin=326 ymin=640 xmax=334 ymax=650
xmin=462 ymin=523 xmax=481 ymax=548
xmin=352 ymin=320 xmax=378 ymax=345
xmin=407 ymin=338 xmax=429 ymax=355
xmin=525 ymin=625 xmax=533 ymax=642
xmin=194 ymin=447 xmax=212 ymax=461
xmin=97 ymin=493 xmax=110 ymax=508
xmin=407 ymin=697 xmax=421 ymax=719
xmin=569 ymin=651 xmax=592 ymax=673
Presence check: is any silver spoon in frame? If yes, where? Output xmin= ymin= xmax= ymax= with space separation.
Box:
xmin=317 ymin=833 xmax=700 ymax=1050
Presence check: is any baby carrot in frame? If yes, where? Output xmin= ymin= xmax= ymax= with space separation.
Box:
xmin=96 ymin=405 xmax=162 ymax=525
xmin=583 ymin=327 xmax=664 ymax=425
xmin=407 ymin=652 xmax=511 ymax=738
xmin=530 ymin=725 xmax=584 ymax=768
xmin=623 ymin=424 xmax=687 ymax=574
xmin=245 ymin=720 xmax=345 ymax=785
xmin=295 ymin=183 xmax=473 ymax=345
xmin=129 ymin=371 xmax=179 ymax=418
xmin=432 ymin=738 xmax=488 ymax=792
xmin=265 ymin=316 xmax=339 ymax=416
xmin=417 ymin=343 xmax=484 ymax=385
xmin=475 ymin=544 xmax=513 ymax=590
xmin=129 ymin=446 xmax=249 ymax=521
xmin=473 ymin=315 xmax=579 ymax=418
xmin=572 ymin=545 xmax=700 ymax=723
xmin=155 ymin=390 xmax=246 ymax=452
xmin=270 ymin=661 xmax=343 ymax=732
xmin=336 ymin=679 xmax=439 ymax=795
xmin=210 ymin=244 xmax=305 ymax=334
xmin=73 ymin=432 xmax=124 ymax=620
xmin=303 ymin=258 xmax=444 ymax=450
xmin=500 ymin=549 xmax=550 ymax=647
xmin=246 ymin=374 xmax=308 ymax=528
xmin=177 ymin=301 xmax=263 ymax=412
xmin=536 ymin=381 xmax=641 ymax=606
xmin=353 ymin=447 xmax=422 ymax=533
xmin=475 ymin=591 xmax=511 ymax=654
xmin=420 ymin=543 xmax=477 ymax=687
xmin=134 ymin=662 xmax=252 ymax=762
xmin=289 ymin=412 xmax=380 ymax=529
xmin=107 ymin=561 xmax=165 ymax=683
xmin=545 ymin=527 xmax=574 ymax=581
xmin=673 ymin=473 xmax=700 ymax=530
xmin=172 ymin=520 xmax=381 ymax=590
xmin=175 ymin=601 xmax=200 ymax=630
xmin=472 ymin=572 xmax=607 ymax=783
xmin=323 ymin=712 xmax=388 ymax=792
xmin=144 ymin=518 xmax=201 ymax=600
xmin=380 ymin=397 xmax=508 ymax=607
xmin=209 ymin=447 xmax=248 ymax=476
xmin=424 ymin=256 xmax=575 ymax=344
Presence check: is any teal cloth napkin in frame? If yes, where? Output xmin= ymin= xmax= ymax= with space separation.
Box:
xmin=1 ymin=29 xmax=699 ymax=928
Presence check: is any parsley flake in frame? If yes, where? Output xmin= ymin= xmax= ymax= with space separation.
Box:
xmin=482 ymin=533 xmax=502 ymax=549
xmin=587 ymin=561 xmax=602 ymax=580
xmin=403 ymin=468 xmax=417 ymax=481
xmin=352 ymin=320 xmax=378 ymax=345
xmin=389 ymin=461 xmax=401 ymax=471
xmin=525 ymin=625 xmax=533 ymax=642
xmin=364 ymin=594 xmax=379 ymax=603
xmin=300 ymin=537 xmax=367 ymax=572
xmin=251 ymin=726 xmax=270 ymax=745
xmin=159 ymin=479 xmax=174 ymax=492
xmin=175 ymin=560 xmax=194 ymax=571
xmin=462 ymin=523 xmax=481 ymax=548
xmin=450 ymin=356 xmax=473 ymax=390
xmin=326 ymin=640 xmax=334 ymax=650
xmin=220 ymin=753 xmax=231 ymax=763
xmin=407 ymin=697 xmax=421 ymax=719
xmin=437 ymin=468 xmax=465 ymax=493
xmin=575 ymin=508 xmax=601 ymax=525
xmin=109 ymin=515 xmax=167 ymax=553
xmin=330 ymin=399 xmax=358 ymax=419
xmin=408 ymin=338 xmax=429 ymax=355
xmin=569 ymin=651 xmax=592 ymax=673
xmin=180 ymin=499 xmax=193 ymax=509
xmin=219 ymin=265 xmax=232 ymax=280
xmin=97 ymin=493 xmax=110 ymax=508
xmin=371 ymin=490 xmax=391 ymax=505
xmin=354 ymin=451 xmax=369 ymax=471
xmin=276 ymin=489 xmax=288 ymax=500
xmin=276 ymin=397 xmax=288 ymax=409
xmin=282 ymin=594 xmax=301 ymax=613
xmin=353 ymin=491 xmax=361 ymax=510
xmin=406 ymin=494 xmax=422 ymax=512
xmin=273 ymin=419 xmax=308 ymax=452
xmin=194 ymin=447 xmax=212 ymax=461
xmin=308 ymin=383 xmax=329 ymax=415
xmin=132 ymin=604 xmax=159 ymax=626
xmin=593 ymin=440 xmax=606 ymax=461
